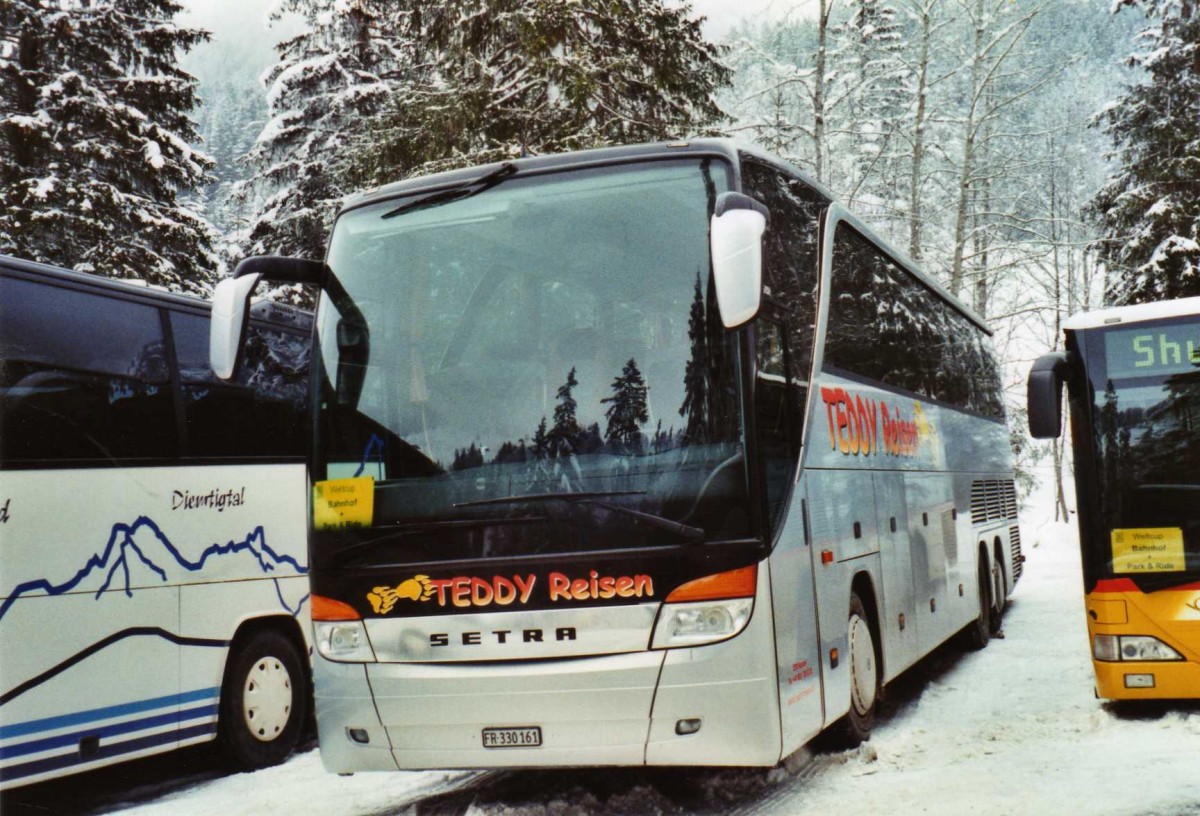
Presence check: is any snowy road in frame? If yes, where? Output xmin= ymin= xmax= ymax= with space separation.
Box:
xmin=5 ymin=491 xmax=1199 ymax=816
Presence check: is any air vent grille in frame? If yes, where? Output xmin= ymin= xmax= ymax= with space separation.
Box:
xmin=1010 ymin=525 xmax=1023 ymax=583
xmin=970 ymin=479 xmax=1018 ymax=525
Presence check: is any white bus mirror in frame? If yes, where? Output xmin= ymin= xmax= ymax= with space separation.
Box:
xmin=1027 ymin=351 xmax=1070 ymax=439
xmin=210 ymin=272 xmax=262 ymax=380
xmin=710 ymin=192 xmax=769 ymax=329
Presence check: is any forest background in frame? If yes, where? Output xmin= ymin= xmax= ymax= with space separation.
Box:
xmin=3 ymin=0 xmax=1199 ymax=508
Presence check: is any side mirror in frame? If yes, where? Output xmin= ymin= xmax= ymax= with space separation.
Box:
xmin=209 ymin=256 xmax=326 ymax=381
xmin=710 ymin=192 xmax=769 ymax=329
xmin=210 ymin=272 xmax=261 ymax=380
xmin=1027 ymin=351 xmax=1071 ymax=439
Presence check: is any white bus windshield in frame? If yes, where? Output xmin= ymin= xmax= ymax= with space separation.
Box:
xmin=314 ymin=159 xmax=757 ymax=562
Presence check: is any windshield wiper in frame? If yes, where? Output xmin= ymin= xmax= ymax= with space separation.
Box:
xmin=381 ymin=162 xmax=518 ymax=220
xmin=330 ymin=516 xmax=546 ymax=564
xmin=455 ymin=491 xmax=645 ymax=508
xmin=455 ymin=492 xmax=705 ymax=543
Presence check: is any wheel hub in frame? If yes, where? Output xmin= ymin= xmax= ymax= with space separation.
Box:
xmin=848 ymin=614 xmax=877 ymax=716
xmin=242 ymin=655 xmax=293 ymax=742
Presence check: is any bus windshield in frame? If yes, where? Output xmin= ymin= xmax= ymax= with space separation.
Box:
xmin=314 ymin=158 xmax=756 ymax=564
xmin=1083 ymin=317 xmax=1200 ymax=585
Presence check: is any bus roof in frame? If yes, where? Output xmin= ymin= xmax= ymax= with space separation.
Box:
xmin=0 ymin=252 xmax=208 ymax=306
xmin=0 ymin=253 xmax=311 ymax=330
xmin=341 ymin=139 xmax=746 ymax=212
xmin=1063 ymin=297 xmax=1200 ymax=331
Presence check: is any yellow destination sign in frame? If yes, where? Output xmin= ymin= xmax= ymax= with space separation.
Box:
xmin=1110 ymin=527 xmax=1185 ymax=573
xmin=313 ymin=477 xmax=374 ymax=530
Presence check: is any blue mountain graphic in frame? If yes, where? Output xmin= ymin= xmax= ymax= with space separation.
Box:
xmin=0 ymin=516 xmax=308 ymax=623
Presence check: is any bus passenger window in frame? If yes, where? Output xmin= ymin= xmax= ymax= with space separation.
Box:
xmin=171 ymin=312 xmax=308 ymax=459
xmin=0 ymin=276 xmax=175 ymax=465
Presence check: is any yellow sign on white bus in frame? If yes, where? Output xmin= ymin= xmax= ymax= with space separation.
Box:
xmin=313 ymin=477 xmax=374 ymax=530
xmin=1111 ymin=527 xmax=1185 ymax=573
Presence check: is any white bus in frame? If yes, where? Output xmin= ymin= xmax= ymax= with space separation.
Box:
xmin=210 ymin=141 xmax=1021 ymax=771
xmin=0 ymin=256 xmax=312 ymax=788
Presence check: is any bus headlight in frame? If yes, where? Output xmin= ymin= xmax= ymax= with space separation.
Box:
xmin=1093 ymin=634 xmax=1183 ymax=662
xmin=315 ymin=622 xmax=377 ymax=662
xmin=651 ymin=564 xmax=758 ymax=649
xmin=652 ymin=598 xmax=754 ymax=649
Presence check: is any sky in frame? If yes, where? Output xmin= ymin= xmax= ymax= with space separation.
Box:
xmin=688 ymin=0 xmax=806 ymax=38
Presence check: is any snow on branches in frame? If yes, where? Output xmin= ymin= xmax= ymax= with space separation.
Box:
xmin=0 ymin=0 xmax=218 ymax=292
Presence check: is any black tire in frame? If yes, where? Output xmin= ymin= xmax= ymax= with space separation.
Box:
xmin=989 ymin=555 xmax=1007 ymax=634
xmin=960 ymin=555 xmax=991 ymax=651
xmin=217 ymin=628 xmax=306 ymax=770
xmin=829 ymin=592 xmax=880 ymax=748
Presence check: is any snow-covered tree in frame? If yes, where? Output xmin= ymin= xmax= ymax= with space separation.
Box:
xmin=0 ymin=0 xmax=217 ymax=292
xmin=349 ymin=0 xmax=729 ymax=184
xmin=832 ymin=0 xmax=909 ymax=218
xmin=237 ymin=0 xmax=415 ymax=260
xmin=1090 ymin=0 xmax=1200 ymax=305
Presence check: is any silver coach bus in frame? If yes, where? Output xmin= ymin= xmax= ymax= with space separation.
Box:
xmin=208 ymin=140 xmax=1021 ymax=770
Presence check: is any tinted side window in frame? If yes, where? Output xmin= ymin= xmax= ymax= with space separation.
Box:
xmin=825 ymin=223 xmax=1004 ymax=417
xmin=0 ymin=276 xmax=176 ymax=465
xmin=171 ymin=313 xmax=309 ymax=458
xmin=826 ymin=223 xmax=924 ymax=391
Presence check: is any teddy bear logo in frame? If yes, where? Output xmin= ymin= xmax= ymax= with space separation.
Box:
xmin=367 ymin=575 xmax=435 ymax=614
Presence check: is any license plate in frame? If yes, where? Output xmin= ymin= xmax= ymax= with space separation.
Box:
xmin=482 ymin=726 xmax=542 ymax=749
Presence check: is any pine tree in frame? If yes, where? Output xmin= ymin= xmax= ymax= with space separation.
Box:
xmin=549 ymin=367 xmax=581 ymax=456
xmin=349 ymin=0 xmax=729 ymax=183
xmin=680 ymin=273 xmax=710 ymax=444
xmin=237 ymin=0 xmax=416 ymax=260
xmin=0 ymin=0 xmax=217 ymax=291
xmin=1090 ymin=0 xmax=1200 ymax=304
xmin=531 ymin=416 xmax=550 ymax=460
xmin=602 ymin=358 xmax=650 ymax=453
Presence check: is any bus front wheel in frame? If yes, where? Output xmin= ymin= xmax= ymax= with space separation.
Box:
xmin=217 ymin=628 xmax=306 ymax=770
xmin=829 ymin=592 xmax=879 ymax=748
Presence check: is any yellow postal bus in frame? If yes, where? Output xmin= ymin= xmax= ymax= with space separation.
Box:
xmin=1029 ymin=298 xmax=1200 ymax=699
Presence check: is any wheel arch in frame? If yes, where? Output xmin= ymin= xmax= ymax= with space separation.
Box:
xmin=220 ymin=614 xmax=313 ymax=705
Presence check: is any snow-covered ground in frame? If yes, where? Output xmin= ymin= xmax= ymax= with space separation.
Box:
xmin=5 ymin=470 xmax=1199 ymax=816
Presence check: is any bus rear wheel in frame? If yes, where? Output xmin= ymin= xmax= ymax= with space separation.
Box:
xmin=217 ymin=628 xmax=306 ymax=770
xmin=961 ymin=556 xmax=991 ymax=651
xmin=830 ymin=592 xmax=879 ymax=748
xmin=989 ymin=557 xmax=1007 ymax=634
